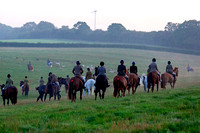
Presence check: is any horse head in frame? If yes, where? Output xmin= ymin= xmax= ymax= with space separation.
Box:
xmin=94 ymin=66 xmax=99 ymax=76
xmin=20 ymin=81 xmax=24 ymax=87
xmin=173 ymin=67 xmax=179 ymax=76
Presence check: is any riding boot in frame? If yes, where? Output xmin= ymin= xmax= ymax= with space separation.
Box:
xmin=138 ymin=77 xmax=140 ymax=85
xmin=173 ymin=74 xmax=176 ymax=81
xmin=105 ymin=79 xmax=110 ymax=87
xmin=126 ymin=77 xmax=131 ymax=87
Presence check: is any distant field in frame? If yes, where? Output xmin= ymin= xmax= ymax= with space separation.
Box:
xmin=0 ymin=47 xmax=200 ymax=132
xmin=1 ymin=39 xmax=199 ymax=55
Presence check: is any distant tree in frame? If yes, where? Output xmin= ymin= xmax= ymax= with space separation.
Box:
xmin=107 ymin=23 xmax=127 ymax=42
xmin=72 ymin=21 xmax=91 ymax=39
xmin=21 ymin=22 xmax=37 ymax=32
xmin=36 ymin=21 xmax=56 ymax=31
xmin=164 ymin=22 xmax=179 ymax=32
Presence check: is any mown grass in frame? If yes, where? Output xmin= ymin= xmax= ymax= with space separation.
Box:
xmin=0 ymin=86 xmax=199 ymax=132
xmin=0 ymin=47 xmax=200 ymax=132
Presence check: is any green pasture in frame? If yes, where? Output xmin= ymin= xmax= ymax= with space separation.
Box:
xmin=0 ymin=47 xmax=200 ymax=132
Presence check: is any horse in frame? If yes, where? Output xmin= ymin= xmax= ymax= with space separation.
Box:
xmin=0 ymin=84 xmax=18 ymax=106
xmin=113 ymin=75 xmax=127 ymax=97
xmin=68 ymin=77 xmax=83 ymax=102
xmin=94 ymin=75 xmax=108 ymax=100
xmin=126 ymin=73 xmax=139 ymax=95
xmin=58 ymin=77 xmax=69 ymax=93
xmin=44 ymin=83 xmax=61 ymax=101
xmin=20 ymin=81 xmax=29 ymax=96
xmin=147 ymin=72 xmax=159 ymax=93
xmin=161 ymin=67 xmax=179 ymax=89
xmin=84 ymin=79 xmax=95 ymax=97
xmin=35 ymin=85 xmax=46 ymax=102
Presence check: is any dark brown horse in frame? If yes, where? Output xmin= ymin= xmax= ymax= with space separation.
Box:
xmin=147 ymin=72 xmax=159 ymax=92
xmin=58 ymin=77 xmax=69 ymax=93
xmin=95 ymin=75 xmax=107 ymax=100
xmin=127 ymin=73 xmax=139 ymax=95
xmin=0 ymin=84 xmax=18 ymax=106
xmin=68 ymin=77 xmax=83 ymax=102
xmin=44 ymin=83 xmax=61 ymax=101
xmin=113 ymin=75 xmax=127 ymax=97
xmin=161 ymin=67 xmax=179 ymax=89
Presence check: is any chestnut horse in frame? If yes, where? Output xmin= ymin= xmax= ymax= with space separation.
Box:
xmin=68 ymin=77 xmax=83 ymax=102
xmin=0 ymin=84 xmax=18 ymax=106
xmin=113 ymin=75 xmax=127 ymax=97
xmin=127 ymin=73 xmax=139 ymax=95
xmin=147 ymin=72 xmax=159 ymax=92
xmin=161 ymin=67 xmax=178 ymax=89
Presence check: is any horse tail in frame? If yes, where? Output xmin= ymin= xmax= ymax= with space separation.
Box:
xmin=68 ymin=79 xmax=74 ymax=99
xmin=113 ymin=77 xmax=120 ymax=97
xmin=147 ymin=73 xmax=152 ymax=88
xmin=161 ymin=74 xmax=164 ymax=88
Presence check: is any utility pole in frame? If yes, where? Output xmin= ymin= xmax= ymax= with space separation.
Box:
xmin=92 ymin=10 xmax=97 ymax=31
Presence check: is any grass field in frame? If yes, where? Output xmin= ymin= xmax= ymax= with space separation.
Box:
xmin=0 ymin=47 xmax=200 ymax=132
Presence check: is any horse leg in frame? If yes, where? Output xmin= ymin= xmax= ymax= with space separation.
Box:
xmin=102 ymin=90 xmax=105 ymax=99
xmin=99 ymin=90 xmax=102 ymax=99
xmin=44 ymin=93 xmax=47 ymax=101
xmin=3 ymin=98 xmax=5 ymax=106
xmin=157 ymin=83 xmax=159 ymax=91
xmin=88 ymin=88 xmax=91 ymax=97
xmin=95 ymin=92 xmax=97 ymax=100
xmin=80 ymin=89 xmax=83 ymax=100
xmin=83 ymin=89 xmax=86 ymax=97
xmin=127 ymin=86 xmax=130 ymax=95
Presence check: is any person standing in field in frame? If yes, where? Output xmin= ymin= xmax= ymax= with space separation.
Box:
xmin=24 ymin=76 xmax=29 ymax=96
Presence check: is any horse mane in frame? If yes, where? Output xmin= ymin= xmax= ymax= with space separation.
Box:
xmin=173 ymin=67 xmax=178 ymax=71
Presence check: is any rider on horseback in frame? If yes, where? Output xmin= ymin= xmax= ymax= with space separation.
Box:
xmin=72 ymin=61 xmax=85 ymax=87
xmin=149 ymin=58 xmax=160 ymax=81
xmin=149 ymin=58 xmax=161 ymax=81
xmin=117 ymin=60 xmax=130 ymax=86
xmin=97 ymin=61 xmax=110 ymax=87
xmin=130 ymin=61 xmax=140 ymax=85
xmin=166 ymin=61 xmax=176 ymax=81
xmin=4 ymin=74 xmax=13 ymax=90
xmin=85 ymin=68 xmax=93 ymax=81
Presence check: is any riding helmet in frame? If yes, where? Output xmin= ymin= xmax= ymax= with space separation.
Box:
xmin=168 ymin=61 xmax=171 ymax=64
xmin=152 ymin=58 xmax=156 ymax=62
xmin=132 ymin=61 xmax=135 ymax=65
xmin=120 ymin=60 xmax=124 ymax=64
xmin=76 ymin=61 xmax=81 ymax=65
xmin=100 ymin=61 xmax=104 ymax=66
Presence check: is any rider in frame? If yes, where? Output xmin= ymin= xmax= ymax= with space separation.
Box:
xmin=97 ymin=61 xmax=110 ymax=87
xmin=117 ymin=60 xmax=129 ymax=86
xmin=85 ymin=68 xmax=93 ymax=81
xmin=130 ymin=61 xmax=138 ymax=74
xmin=51 ymin=73 xmax=60 ymax=89
xmin=72 ymin=61 xmax=85 ymax=86
xmin=47 ymin=72 xmax=52 ymax=85
xmin=149 ymin=58 xmax=161 ymax=81
xmin=40 ymin=77 xmax=44 ymax=86
xmin=4 ymin=74 xmax=13 ymax=90
xmin=166 ymin=61 xmax=176 ymax=81
xmin=130 ymin=61 xmax=140 ymax=85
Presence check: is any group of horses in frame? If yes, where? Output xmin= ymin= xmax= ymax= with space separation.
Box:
xmin=0 ymin=67 xmax=179 ymax=105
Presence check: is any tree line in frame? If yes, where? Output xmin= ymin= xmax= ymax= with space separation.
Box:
xmin=0 ymin=20 xmax=200 ymax=50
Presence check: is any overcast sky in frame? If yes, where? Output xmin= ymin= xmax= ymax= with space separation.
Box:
xmin=0 ymin=0 xmax=200 ymax=31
